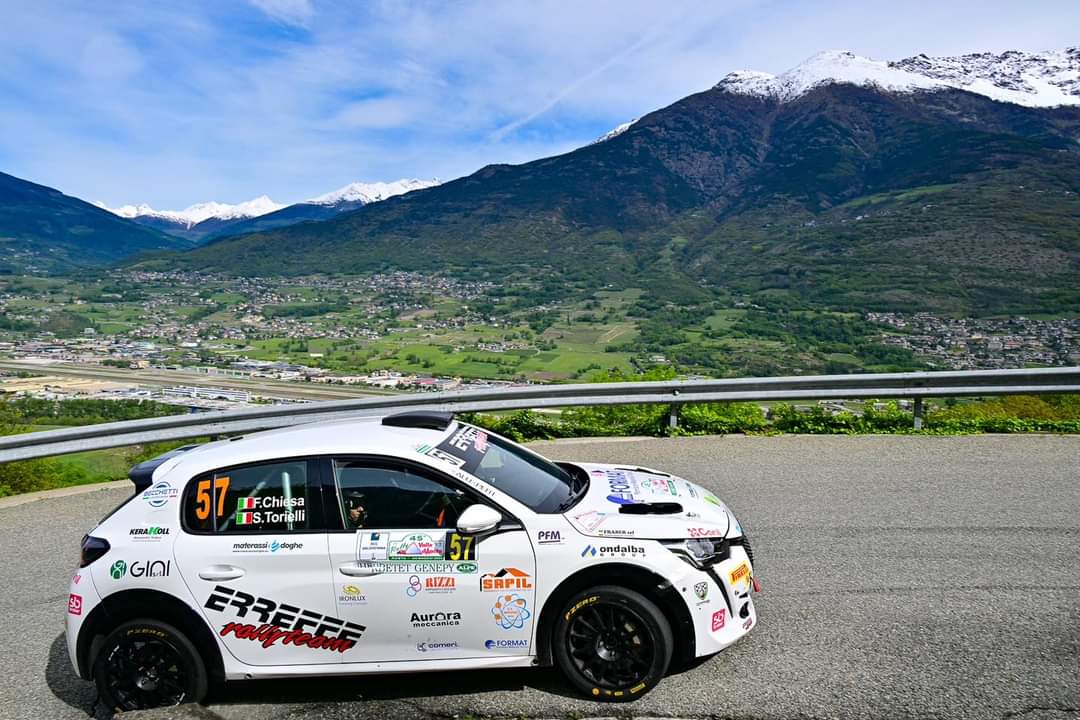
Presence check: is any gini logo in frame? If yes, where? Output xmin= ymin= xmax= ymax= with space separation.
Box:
xmin=581 ymin=545 xmax=597 ymax=557
xmin=109 ymin=560 xmax=127 ymax=580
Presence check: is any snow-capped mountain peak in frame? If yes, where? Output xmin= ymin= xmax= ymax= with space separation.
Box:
xmin=716 ymin=47 xmax=1080 ymax=108
xmin=306 ymin=178 xmax=440 ymax=206
xmin=96 ymin=195 xmax=285 ymax=228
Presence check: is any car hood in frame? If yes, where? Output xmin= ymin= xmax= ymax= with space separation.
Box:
xmin=562 ymin=463 xmax=738 ymax=540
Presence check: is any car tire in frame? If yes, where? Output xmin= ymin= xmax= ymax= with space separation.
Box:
xmin=552 ymin=584 xmax=673 ymax=702
xmin=93 ymin=619 xmax=208 ymax=713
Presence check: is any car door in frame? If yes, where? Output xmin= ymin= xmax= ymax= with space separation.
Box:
xmin=174 ymin=458 xmax=356 ymax=667
xmin=325 ymin=457 xmax=537 ymax=662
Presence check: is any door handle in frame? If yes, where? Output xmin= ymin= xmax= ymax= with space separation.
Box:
xmin=339 ymin=562 xmax=382 ymax=577
xmin=198 ymin=565 xmax=245 ymax=581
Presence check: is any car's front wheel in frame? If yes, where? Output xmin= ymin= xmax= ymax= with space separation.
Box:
xmin=553 ymin=585 xmax=673 ymax=701
xmin=93 ymin=619 xmax=208 ymax=713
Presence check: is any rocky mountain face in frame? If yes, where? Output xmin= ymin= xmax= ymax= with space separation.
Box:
xmin=0 ymin=171 xmax=192 ymax=273
xmin=173 ymin=48 xmax=1080 ymax=314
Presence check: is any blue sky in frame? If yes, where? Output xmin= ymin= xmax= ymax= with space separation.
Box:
xmin=1 ymin=0 xmax=1077 ymax=208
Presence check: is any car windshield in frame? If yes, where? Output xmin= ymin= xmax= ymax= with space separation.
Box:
xmin=435 ymin=423 xmax=577 ymax=513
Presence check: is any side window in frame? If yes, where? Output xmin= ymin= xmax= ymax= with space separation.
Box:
xmin=184 ymin=459 xmax=312 ymax=534
xmin=334 ymin=460 xmax=471 ymax=530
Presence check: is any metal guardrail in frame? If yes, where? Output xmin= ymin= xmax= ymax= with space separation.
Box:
xmin=1 ymin=367 xmax=1078 ymax=463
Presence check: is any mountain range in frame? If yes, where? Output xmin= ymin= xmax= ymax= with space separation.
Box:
xmin=3 ymin=47 xmax=1079 ymax=315
xmin=93 ymin=179 xmax=440 ymax=243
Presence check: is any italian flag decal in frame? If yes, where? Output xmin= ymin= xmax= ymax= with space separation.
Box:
xmin=236 ymin=511 xmax=255 ymax=525
xmin=237 ymin=497 xmax=256 ymax=510
xmin=236 ymin=497 xmax=256 ymax=525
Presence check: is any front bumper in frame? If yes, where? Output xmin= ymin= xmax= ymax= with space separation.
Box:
xmin=673 ymin=544 xmax=757 ymax=657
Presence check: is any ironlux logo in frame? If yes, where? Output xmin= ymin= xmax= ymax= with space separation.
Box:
xmin=204 ymin=585 xmax=365 ymax=654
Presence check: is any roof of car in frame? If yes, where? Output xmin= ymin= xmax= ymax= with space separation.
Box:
xmin=155 ymin=415 xmax=459 ymax=483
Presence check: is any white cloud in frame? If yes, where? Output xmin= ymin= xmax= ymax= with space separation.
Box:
xmin=248 ymin=0 xmax=314 ymax=28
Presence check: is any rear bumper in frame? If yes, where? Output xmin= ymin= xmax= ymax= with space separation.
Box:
xmin=673 ymin=545 xmax=757 ymax=657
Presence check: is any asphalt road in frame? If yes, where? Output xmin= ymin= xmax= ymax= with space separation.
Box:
xmin=2 ymin=434 xmax=1078 ymax=720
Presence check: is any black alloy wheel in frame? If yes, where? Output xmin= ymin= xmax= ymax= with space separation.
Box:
xmin=553 ymin=585 xmax=672 ymax=701
xmin=94 ymin=620 xmax=208 ymax=712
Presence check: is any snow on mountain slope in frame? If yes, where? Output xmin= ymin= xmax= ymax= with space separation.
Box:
xmin=306 ymin=178 xmax=440 ymax=206
xmin=716 ymin=48 xmax=1080 ymax=107
xmin=593 ymin=118 xmax=638 ymax=144
xmin=97 ymin=196 xmax=284 ymax=228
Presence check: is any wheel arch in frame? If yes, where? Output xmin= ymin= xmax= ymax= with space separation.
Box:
xmin=76 ymin=589 xmax=224 ymax=682
xmin=535 ymin=563 xmax=695 ymax=668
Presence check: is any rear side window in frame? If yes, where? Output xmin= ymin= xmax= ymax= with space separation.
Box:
xmin=184 ymin=459 xmax=314 ymax=534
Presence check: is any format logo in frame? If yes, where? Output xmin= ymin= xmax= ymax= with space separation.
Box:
xmin=485 ymin=638 xmax=528 ymax=650
xmin=605 ymin=470 xmax=636 ymax=505
xmin=410 ymin=611 xmax=462 ymax=628
xmin=537 ymin=530 xmax=563 ymax=545
xmin=235 ymin=496 xmax=305 ymax=526
xmin=68 ymin=594 xmax=82 ymax=615
xmin=205 ymin=585 xmax=364 ymax=654
xmin=142 ymin=481 xmax=178 ymax=508
xmin=417 ymin=641 xmax=459 ymax=652
xmin=492 ymin=593 xmax=531 ymax=630
xmin=480 ymin=567 xmax=533 ymax=592
xmin=711 ymin=609 xmax=726 ymax=632
xmin=129 ymin=526 xmax=170 ymax=542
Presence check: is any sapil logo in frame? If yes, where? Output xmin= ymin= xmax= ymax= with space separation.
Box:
xmin=480 ymin=567 xmax=533 ymax=591
xmin=537 ymin=530 xmax=563 ymax=544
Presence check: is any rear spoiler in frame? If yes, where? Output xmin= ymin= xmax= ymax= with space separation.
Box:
xmin=128 ymin=445 xmax=201 ymax=493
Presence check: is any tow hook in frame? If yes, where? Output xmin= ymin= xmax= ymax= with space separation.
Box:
xmin=751 ymin=576 xmax=761 ymax=593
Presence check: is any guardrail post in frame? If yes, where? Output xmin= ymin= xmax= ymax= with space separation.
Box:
xmin=668 ymin=403 xmax=681 ymax=430
xmin=913 ymin=397 xmax=924 ymax=430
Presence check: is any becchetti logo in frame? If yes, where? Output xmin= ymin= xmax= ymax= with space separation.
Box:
xmin=480 ymin=567 xmax=533 ymax=592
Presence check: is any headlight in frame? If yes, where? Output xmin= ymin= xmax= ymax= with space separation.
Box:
xmin=661 ymin=537 xmax=729 ymax=569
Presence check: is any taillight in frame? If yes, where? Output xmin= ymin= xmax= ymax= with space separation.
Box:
xmin=79 ymin=535 xmax=110 ymax=568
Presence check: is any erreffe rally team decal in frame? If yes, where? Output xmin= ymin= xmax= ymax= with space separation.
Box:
xmin=205 ymin=585 xmax=365 ymax=654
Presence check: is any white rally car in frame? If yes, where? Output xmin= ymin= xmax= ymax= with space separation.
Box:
xmin=66 ymin=411 xmax=757 ymax=712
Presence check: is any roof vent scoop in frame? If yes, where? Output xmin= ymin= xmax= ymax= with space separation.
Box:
xmin=381 ymin=411 xmax=455 ymax=431
xmin=128 ymin=444 xmax=201 ymax=493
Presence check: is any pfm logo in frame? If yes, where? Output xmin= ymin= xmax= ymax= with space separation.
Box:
xmin=537 ymin=530 xmax=563 ymax=544
xmin=480 ymin=567 xmax=533 ymax=592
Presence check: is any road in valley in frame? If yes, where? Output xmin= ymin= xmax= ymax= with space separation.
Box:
xmin=1 ymin=434 xmax=1077 ymax=719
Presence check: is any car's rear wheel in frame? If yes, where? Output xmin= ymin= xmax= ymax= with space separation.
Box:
xmin=93 ymin=619 xmax=208 ymax=712
xmin=553 ymin=585 xmax=673 ymax=701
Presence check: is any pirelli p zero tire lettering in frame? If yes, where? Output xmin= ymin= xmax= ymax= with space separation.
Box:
xmin=552 ymin=584 xmax=673 ymax=702
xmin=93 ymin=619 xmax=208 ymax=713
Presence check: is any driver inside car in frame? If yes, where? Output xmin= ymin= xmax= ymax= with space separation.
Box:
xmin=344 ymin=491 xmax=367 ymax=527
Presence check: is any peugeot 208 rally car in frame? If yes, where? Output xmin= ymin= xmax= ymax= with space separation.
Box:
xmin=67 ymin=411 xmax=757 ymax=712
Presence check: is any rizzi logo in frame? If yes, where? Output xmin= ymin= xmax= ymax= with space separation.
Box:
xmin=480 ymin=567 xmax=533 ymax=591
